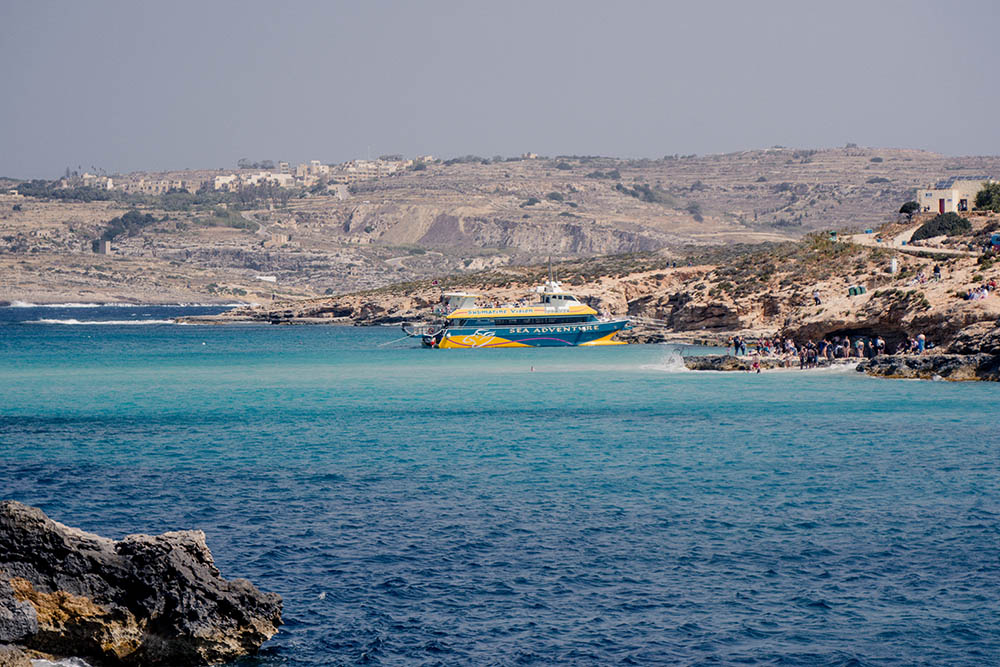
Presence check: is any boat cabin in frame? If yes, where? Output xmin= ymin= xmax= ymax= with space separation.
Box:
xmin=539 ymin=293 xmax=580 ymax=306
xmin=441 ymin=292 xmax=481 ymax=312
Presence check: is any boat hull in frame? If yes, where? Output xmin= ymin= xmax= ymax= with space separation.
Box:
xmin=434 ymin=320 xmax=628 ymax=349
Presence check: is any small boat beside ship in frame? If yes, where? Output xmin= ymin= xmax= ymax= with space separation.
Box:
xmin=403 ymin=279 xmax=630 ymax=348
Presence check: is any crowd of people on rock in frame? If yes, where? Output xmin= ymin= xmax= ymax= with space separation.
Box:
xmin=730 ymin=332 xmax=931 ymax=370
xmin=965 ymin=278 xmax=996 ymax=301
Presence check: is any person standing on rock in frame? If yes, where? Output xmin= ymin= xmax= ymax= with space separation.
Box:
xmin=917 ymin=333 xmax=926 ymax=354
xmin=813 ymin=290 xmax=822 ymax=306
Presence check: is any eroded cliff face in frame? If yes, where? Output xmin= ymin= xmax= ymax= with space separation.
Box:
xmin=0 ymin=501 xmax=281 ymax=666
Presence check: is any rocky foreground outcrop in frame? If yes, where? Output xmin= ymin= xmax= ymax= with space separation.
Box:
xmin=857 ymin=353 xmax=1000 ymax=381
xmin=0 ymin=501 xmax=281 ymax=666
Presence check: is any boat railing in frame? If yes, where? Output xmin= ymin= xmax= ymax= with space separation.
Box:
xmin=402 ymin=322 xmax=443 ymax=338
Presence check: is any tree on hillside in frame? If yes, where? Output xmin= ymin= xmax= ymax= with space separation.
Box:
xmin=899 ymin=201 xmax=920 ymax=221
xmin=101 ymin=209 xmax=157 ymax=240
xmin=975 ymin=182 xmax=1000 ymax=213
xmin=911 ymin=212 xmax=971 ymax=241
xmin=686 ymin=201 xmax=704 ymax=222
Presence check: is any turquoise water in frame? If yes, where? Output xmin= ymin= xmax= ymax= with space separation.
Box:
xmin=2 ymin=307 xmax=999 ymax=665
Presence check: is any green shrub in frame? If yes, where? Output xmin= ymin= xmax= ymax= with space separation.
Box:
xmin=686 ymin=201 xmax=704 ymax=222
xmin=586 ymin=169 xmax=620 ymax=179
xmin=100 ymin=209 xmax=157 ymax=240
xmin=975 ymin=182 xmax=1000 ymax=212
xmin=614 ymin=182 xmax=676 ymax=206
xmin=911 ymin=212 xmax=971 ymax=241
xmin=546 ymin=191 xmax=564 ymax=202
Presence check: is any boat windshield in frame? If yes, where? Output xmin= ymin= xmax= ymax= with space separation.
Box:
xmin=541 ymin=294 xmax=579 ymax=304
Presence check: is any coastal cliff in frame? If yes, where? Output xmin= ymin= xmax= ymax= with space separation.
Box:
xmin=0 ymin=501 xmax=281 ymax=666
xmin=201 ymin=217 xmax=1000 ymax=352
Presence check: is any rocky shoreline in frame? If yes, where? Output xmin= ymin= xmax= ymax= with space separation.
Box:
xmin=682 ymin=355 xmax=855 ymax=372
xmin=682 ymin=352 xmax=1000 ymax=381
xmin=857 ymin=353 xmax=1000 ymax=381
xmin=0 ymin=501 xmax=281 ymax=666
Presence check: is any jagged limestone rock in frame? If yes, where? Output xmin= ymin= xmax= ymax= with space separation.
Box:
xmin=0 ymin=578 xmax=37 ymax=644
xmin=0 ymin=501 xmax=281 ymax=666
xmin=857 ymin=353 xmax=1000 ymax=381
xmin=949 ymin=321 xmax=1000 ymax=355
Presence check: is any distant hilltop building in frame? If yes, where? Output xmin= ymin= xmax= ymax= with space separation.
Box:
xmin=918 ymin=177 xmax=997 ymax=214
xmin=51 ymin=155 xmax=426 ymax=196
xmin=117 ymin=176 xmax=198 ymax=194
xmin=331 ymin=159 xmax=406 ymax=184
xmin=80 ymin=173 xmax=114 ymax=190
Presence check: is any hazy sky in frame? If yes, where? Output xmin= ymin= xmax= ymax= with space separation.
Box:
xmin=2 ymin=0 xmax=998 ymax=178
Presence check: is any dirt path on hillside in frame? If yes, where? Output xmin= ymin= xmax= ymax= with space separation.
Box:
xmin=847 ymin=224 xmax=978 ymax=257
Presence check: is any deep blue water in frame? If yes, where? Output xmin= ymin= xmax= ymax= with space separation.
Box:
xmin=2 ymin=306 xmax=999 ymax=665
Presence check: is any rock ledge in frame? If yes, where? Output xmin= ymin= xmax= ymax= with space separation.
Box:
xmin=0 ymin=501 xmax=281 ymax=666
xmin=856 ymin=353 xmax=1000 ymax=381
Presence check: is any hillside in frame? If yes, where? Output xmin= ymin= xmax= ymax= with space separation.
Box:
xmin=214 ymin=212 xmax=1000 ymax=354
xmin=2 ymin=147 xmax=999 ymax=303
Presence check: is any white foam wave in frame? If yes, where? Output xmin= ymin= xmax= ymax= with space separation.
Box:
xmin=643 ymin=344 xmax=690 ymax=372
xmin=25 ymin=319 xmax=176 ymax=325
xmin=4 ymin=302 xmax=247 ymax=308
xmin=32 ymin=658 xmax=93 ymax=667
xmin=8 ymin=301 xmax=104 ymax=308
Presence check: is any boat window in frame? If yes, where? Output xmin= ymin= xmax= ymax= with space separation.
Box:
xmin=492 ymin=316 xmax=590 ymax=325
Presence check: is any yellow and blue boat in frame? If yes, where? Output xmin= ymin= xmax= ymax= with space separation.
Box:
xmin=405 ymin=280 xmax=630 ymax=348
